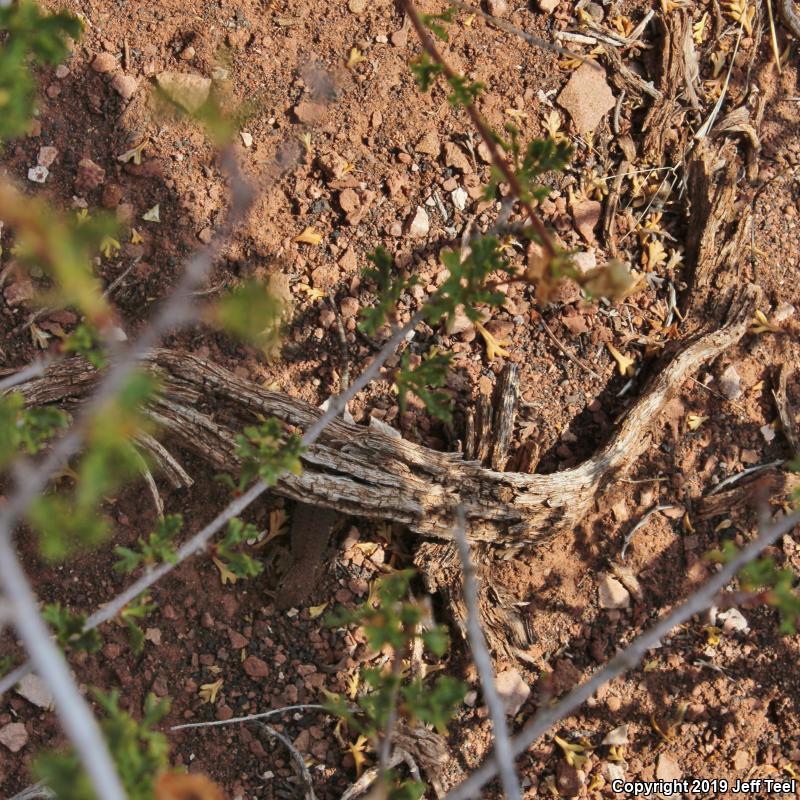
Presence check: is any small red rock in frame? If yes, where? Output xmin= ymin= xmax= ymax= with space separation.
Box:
xmin=228 ymin=630 xmax=249 ymax=649
xmin=443 ymin=141 xmax=472 ymax=173
xmin=557 ymin=62 xmax=615 ymax=135
xmin=294 ymin=100 xmax=327 ymax=125
xmin=74 ymin=158 xmax=106 ymax=193
xmin=572 ymin=199 xmax=602 ymax=244
xmin=3 ymin=276 xmax=35 ymax=307
xmin=339 ymin=188 xmax=360 ymax=214
xmin=487 ymin=0 xmax=510 ymax=16
xmin=242 ymin=655 xmax=269 ymax=679
xmin=101 ymin=183 xmax=124 ymax=209
xmin=340 ymin=297 xmax=360 ymax=318
xmin=111 ymin=72 xmax=138 ymax=100
xmin=92 ymin=52 xmax=117 ymax=73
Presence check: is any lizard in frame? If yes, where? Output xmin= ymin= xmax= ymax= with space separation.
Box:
xmin=780 ymin=0 xmax=800 ymax=39
xmin=276 ymin=502 xmax=340 ymax=610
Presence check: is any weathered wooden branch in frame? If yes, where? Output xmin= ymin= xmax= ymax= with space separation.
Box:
xmin=13 ymin=284 xmax=758 ymax=546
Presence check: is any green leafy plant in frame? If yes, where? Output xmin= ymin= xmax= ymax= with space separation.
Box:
xmin=359 ymin=247 xmax=418 ymax=337
xmin=64 ymin=323 xmax=108 ymax=369
xmin=35 ymin=691 xmax=171 ymax=800
xmin=0 ymin=0 xmax=82 ymax=138
xmin=0 ymin=392 xmax=68 ymax=467
xmin=28 ymin=371 xmax=158 ymax=560
xmin=215 ymin=280 xmax=288 ymax=358
xmin=230 ymin=417 xmax=305 ymax=492
xmin=484 ymin=127 xmax=573 ymax=204
xmin=358 ymin=237 xmax=516 ymax=422
xmin=42 ymin=603 xmax=102 ymax=653
xmin=395 ymin=350 xmax=453 ymax=422
xmin=114 ymin=515 xmax=182 ymax=575
xmin=325 ymin=570 xmax=466 ymax=798
xmin=212 ymin=518 xmax=263 ymax=579
xmin=419 ymin=6 xmax=457 ymax=42
xmin=1 ymin=183 xmax=118 ymax=327
xmin=422 ymin=237 xmax=511 ymax=325
xmin=119 ymin=596 xmax=156 ymax=655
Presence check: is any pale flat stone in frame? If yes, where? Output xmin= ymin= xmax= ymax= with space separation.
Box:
xmin=598 ymin=574 xmax=630 ymax=609
xmin=0 ymin=722 xmax=28 ymax=753
xmin=406 ymin=206 xmax=430 ymax=238
xmin=602 ymin=724 xmax=629 ymax=746
xmin=656 ymin=752 xmax=682 ymax=782
xmin=16 ymin=673 xmax=53 ymax=709
xmin=494 ymin=668 xmax=530 ymax=716
xmin=28 ymin=165 xmax=49 ymax=183
xmin=558 ymin=62 xmax=616 ymax=134
xmin=37 ymin=146 xmax=58 ymax=168
xmin=156 ymin=71 xmax=211 ymax=113
xmin=719 ymin=364 xmax=742 ymax=400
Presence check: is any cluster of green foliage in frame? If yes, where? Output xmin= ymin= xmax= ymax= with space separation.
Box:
xmin=710 ymin=541 xmax=800 ymax=634
xmin=0 ymin=392 xmax=68 ymax=467
xmin=325 ymin=570 xmax=467 ymax=799
xmin=216 ymin=281 xmax=286 ymax=357
xmin=42 ymin=603 xmax=102 ymax=653
xmin=485 ymin=129 xmax=572 ymax=205
xmin=114 ymin=515 xmax=183 ymax=575
xmin=64 ymin=322 xmax=109 ymax=369
xmin=36 ymin=691 xmax=171 ymax=800
xmin=0 ymin=0 xmax=81 ymax=138
xmin=228 ymin=417 xmax=305 ymax=492
xmin=213 ymin=518 xmax=263 ymax=579
xmin=43 ymin=593 xmax=154 ymax=656
xmin=361 ymin=9 xmax=581 ymax=424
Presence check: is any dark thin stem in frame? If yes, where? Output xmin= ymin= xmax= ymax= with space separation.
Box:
xmin=400 ymin=0 xmax=557 ymax=264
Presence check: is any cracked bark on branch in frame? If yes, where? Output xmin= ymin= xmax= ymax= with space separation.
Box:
xmin=13 ymin=283 xmax=757 ymax=547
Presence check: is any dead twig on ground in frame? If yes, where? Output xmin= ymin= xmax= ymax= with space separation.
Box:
xmin=0 ymin=312 xmax=422 ymax=699
xmin=540 ymin=317 xmax=602 ymax=381
xmin=620 ymin=504 xmax=676 ymax=559
xmin=257 ymin=722 xmax=318 ymax=800
xmin=327 ymin=289 xmax=350 ymax=393
xmin=170 ymin=703 xmax=332 ymax=732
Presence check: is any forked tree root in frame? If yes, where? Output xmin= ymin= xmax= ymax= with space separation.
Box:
xmin=13 ymin=285 xmax=757 ymax=547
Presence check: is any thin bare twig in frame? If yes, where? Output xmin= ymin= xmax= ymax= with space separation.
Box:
xmin=452 ymin=506 xmax=521 ymax=800
xmin=0 ymin=536 xmax=127 ymax=800
xmin=448 ymin=0 xmax=593 ymax=63
xmin=0 ymin=359 xmax=52 ymax=393
xmin=258 ymin=722 xmax=318 ymax=800
xmin=7 ymin=783 xmax=54 ymax=800
xmin=170 ymin=703 xmax=329 ymax=731
xmin=620 ymin=504 xmax=675 ymax=559
xmin=540 ymin=317 xmax=602 ymax=381
xmin=377 ymin=641 xmax=407 ymax=777
xmin=442 ymin=509 xmax=800 ymax=800
xmin=400 ymin=0 xmax=558 ymax=264
xmin=327 ymin=289 xmax=350 ymax=393
xmin=705 ymin=459 xmax=785 ymax=496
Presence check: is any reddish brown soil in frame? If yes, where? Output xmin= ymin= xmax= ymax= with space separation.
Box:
xmin=2 ymin=0 xmax=800 ymax=798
